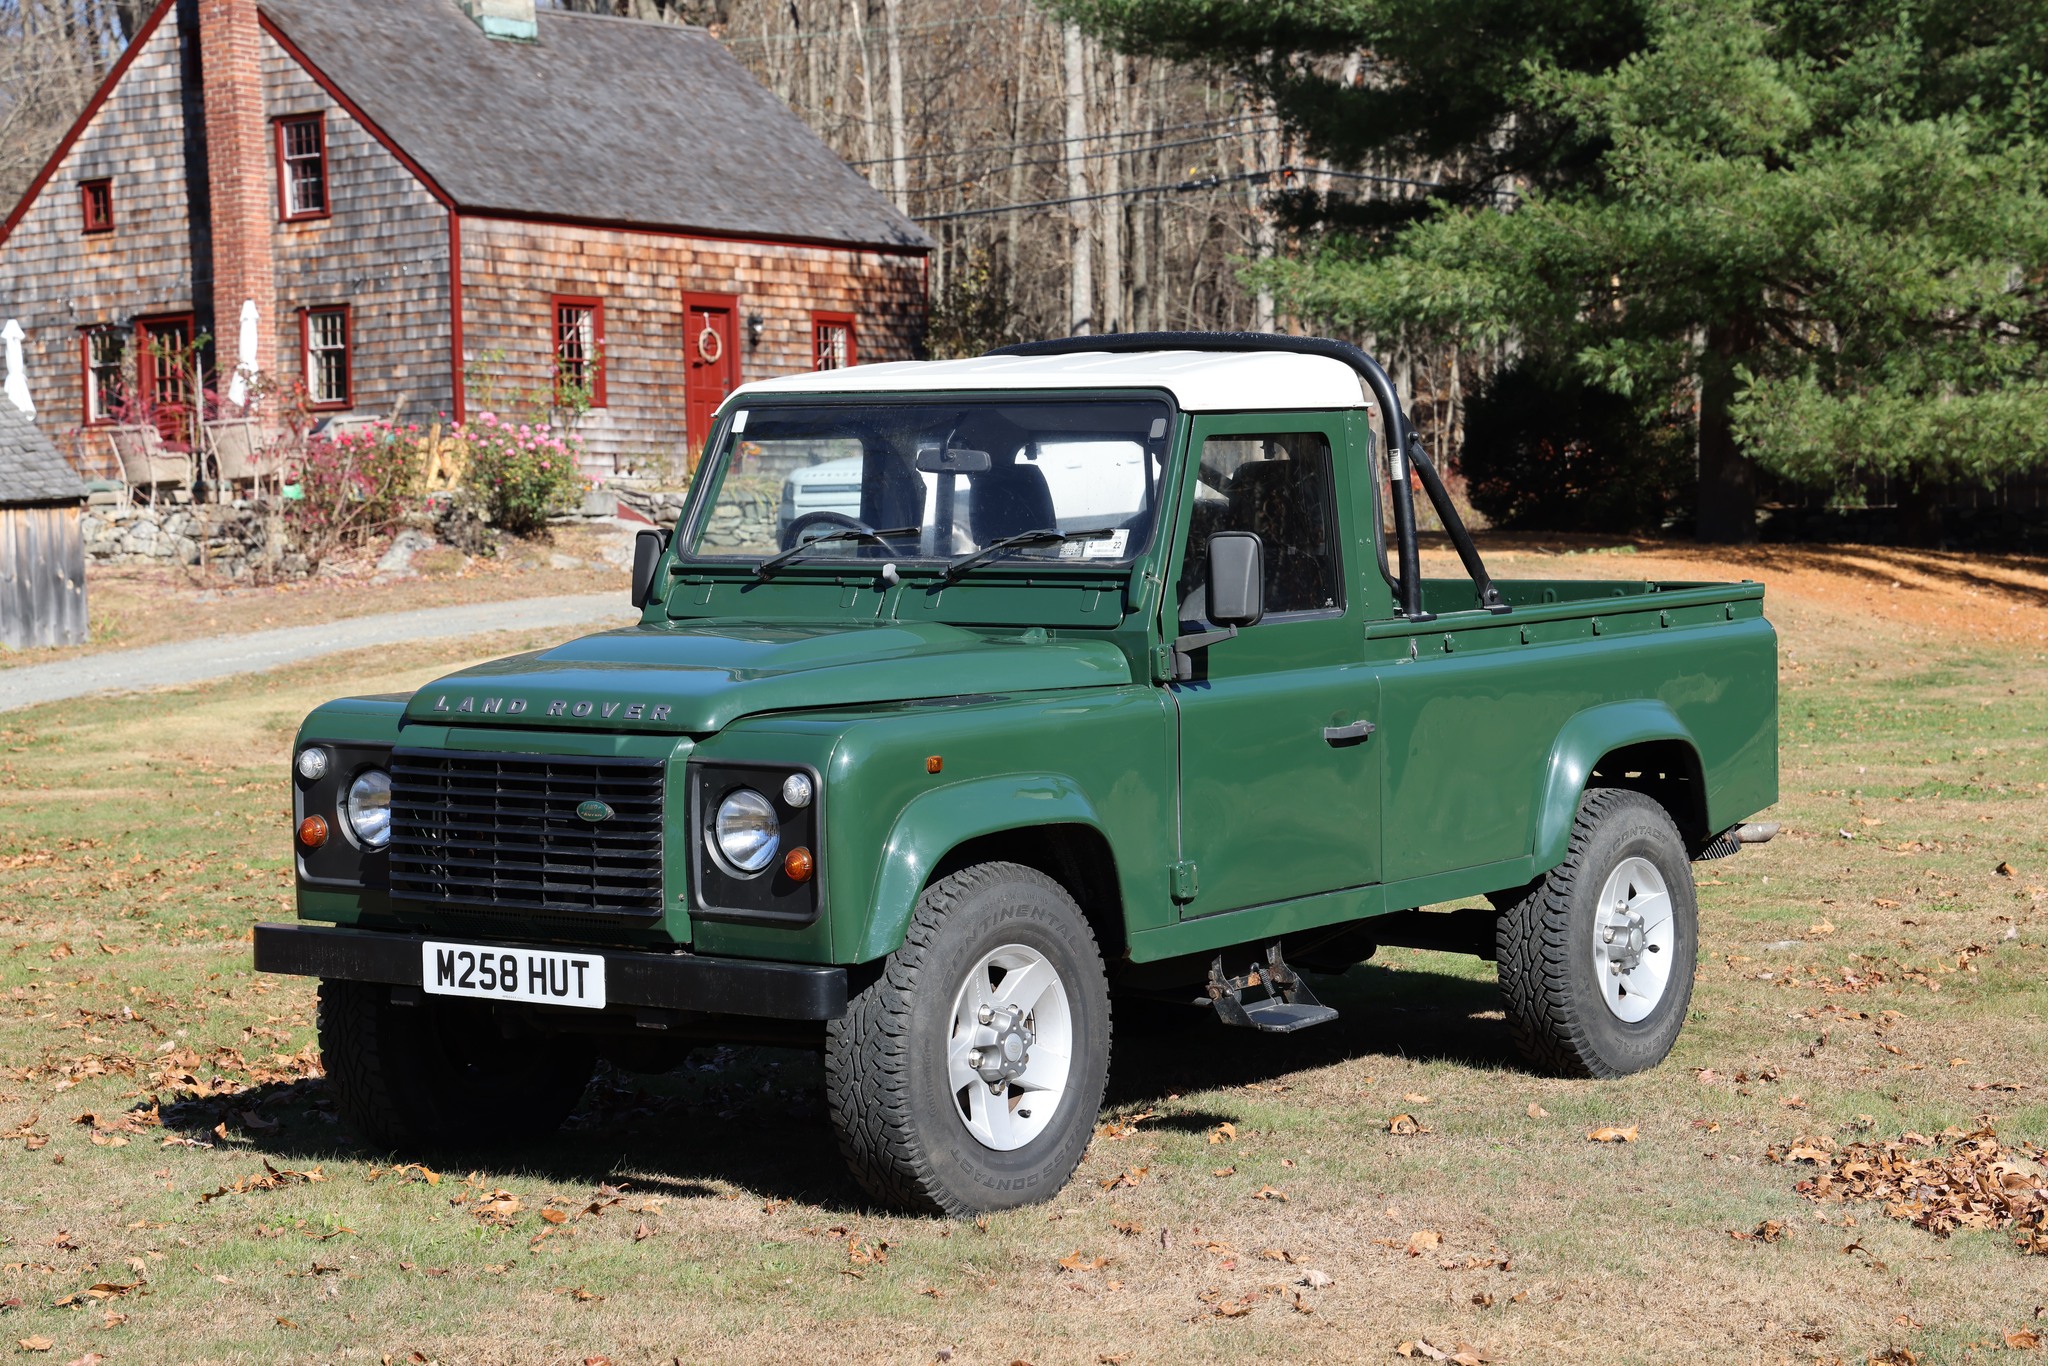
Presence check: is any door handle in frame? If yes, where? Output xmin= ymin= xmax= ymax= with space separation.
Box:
xmin=1323 ymin=720 xmax=1376 ymax=745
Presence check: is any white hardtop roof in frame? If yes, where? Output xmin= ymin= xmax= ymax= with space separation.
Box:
xmin=729 ymin=349 xmax=1372 ymax=413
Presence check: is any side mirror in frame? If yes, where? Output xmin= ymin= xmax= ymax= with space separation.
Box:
xmin=630 ymin=528 xmax=670 ymax=608
xmin=1205 ymin=531 xmax=1264 ymax=627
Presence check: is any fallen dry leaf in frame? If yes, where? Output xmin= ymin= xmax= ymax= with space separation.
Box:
xmin=1097 ymin=1167 xmax=1147 ymax=1190
xmin=2006 ymin=1329 xmax=2042 ymax=1350
xmin=17 ymin=1339 xmax=53 ymax=1354
xmin=1208 ymin=1122 xmax=1237 ymax=1145
xmin=1404 ymin=1229 xmax=1442 ymax=1257
xmin=1252 ymin=1185 xmax=1288 ymax=1202
xmin=1387 ymin=1113 xmax=1427 ymax=1136
xmin=1057 ymin=1252 xmax=1110 ymax=1272
xmin=1525 ymin=1103 xmax=1548 ymax=1119
xmin=1588 ymin=1125 xmax=1639 ymax=1144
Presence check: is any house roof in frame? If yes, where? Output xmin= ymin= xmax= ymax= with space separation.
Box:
xmin=259 ymin=0 xmax=931 ymax=252
xmin=0 ymin=408 xmax=86 ymax=506
xmin=734 ymin=350 xmax=1373 ymax=413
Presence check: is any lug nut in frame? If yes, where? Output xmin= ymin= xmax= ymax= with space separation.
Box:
xmin=977 ymin=1005 xmax=993 ymax=1025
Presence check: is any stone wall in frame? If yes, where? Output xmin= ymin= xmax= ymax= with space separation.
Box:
xmin=80 ymin=492 xmax=291 ymax=579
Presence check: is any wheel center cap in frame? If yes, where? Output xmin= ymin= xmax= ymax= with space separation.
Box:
xmin=974 ymin=1006 xmax=1033 ymax=1086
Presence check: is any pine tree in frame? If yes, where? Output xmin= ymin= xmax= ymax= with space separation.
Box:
xmin=1057 ymin=0 xmax=2048 ymax=542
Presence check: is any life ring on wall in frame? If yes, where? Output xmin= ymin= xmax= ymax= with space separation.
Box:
xmin=696 ymin=324 xmax=724 ymax=364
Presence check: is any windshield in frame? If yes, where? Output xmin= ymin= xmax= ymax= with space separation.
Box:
xmin=685 ymin=399 xmax=1173 ymax=569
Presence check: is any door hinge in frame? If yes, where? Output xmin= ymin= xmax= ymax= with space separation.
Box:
xmin=1150 ymin=643 xmax=1174 ymax=683
xmin=1170 ymin=859 xmax=1199 ymax=903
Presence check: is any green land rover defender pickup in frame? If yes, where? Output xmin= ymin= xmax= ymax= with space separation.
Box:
xmin=256 ymin=333 xmax=1778 ymax=1215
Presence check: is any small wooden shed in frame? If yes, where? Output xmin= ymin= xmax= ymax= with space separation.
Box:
xmin=0 ymin=405 xmax=88 ymax=650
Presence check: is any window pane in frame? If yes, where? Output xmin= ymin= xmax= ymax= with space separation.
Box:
xmin=307 ymin=310 xmax=347 ymax=404
xmin=1178 ymin=432 xmax=1342 ymax=623
xmin=282 ymin=118 xmax=325 ymax=215
xmin=814 ymin=321 xmax=851 ymax=371
xmin=556 ymin=305 xmax=593 ymax=383
xmin=86 ymin=329 xmax=125 ymax=421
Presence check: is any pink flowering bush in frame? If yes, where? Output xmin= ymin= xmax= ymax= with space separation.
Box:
xmin=458 ymin=412 xmax=587 ymax=537
xmin=286 ymin=420 xmax=425 ymax=567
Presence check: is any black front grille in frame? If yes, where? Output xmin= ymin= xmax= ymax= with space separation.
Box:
xmin=388 ymin=749 xmax=666 ymax=919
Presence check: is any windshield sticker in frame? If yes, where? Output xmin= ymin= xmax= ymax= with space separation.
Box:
xmin=731 ymin=409 xmax=748 ymax=433
xmin=1058 ymin=528 xmax=1129 ymax=560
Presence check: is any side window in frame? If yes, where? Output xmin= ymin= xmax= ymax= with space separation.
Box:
xmin=1178 ymin=432 xmax=1342 ymax=625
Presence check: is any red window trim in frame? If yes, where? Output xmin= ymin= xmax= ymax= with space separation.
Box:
xmin=300 ymin=304 xmax=353 ymax=410
xmin=811 ymin=311 xmax=858 ymax=370
xmin=80 ymin=178 xmax=113 ymax=235
xmin=275 ymin=112 xmax=331 ymax=223
xmin=550 ymin=294 xmax=606 ymax=408
xmin=134 ymin=313 xmax=198 ymax=444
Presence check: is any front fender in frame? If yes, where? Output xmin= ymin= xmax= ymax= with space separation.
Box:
xmin=1532 ymin=700 xmax=1699 ymax=871
xmin=854 ymin=773 xmax=1106 ymax=962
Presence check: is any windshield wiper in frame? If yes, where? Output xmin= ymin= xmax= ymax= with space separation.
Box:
xmin=755 ymin=526 xmax=920 ymax=578
xmin=937 ymin=528 xmax=1115 ymax=586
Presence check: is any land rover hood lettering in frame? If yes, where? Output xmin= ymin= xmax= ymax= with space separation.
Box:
xmin=402 ymin=621 xmax=1131 ymax=733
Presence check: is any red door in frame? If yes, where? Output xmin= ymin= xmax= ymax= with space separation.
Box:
xmin=682 ymin=292 xmax=740 ymax=469
xmin=136 ymin=314 xmax=196 ymax=443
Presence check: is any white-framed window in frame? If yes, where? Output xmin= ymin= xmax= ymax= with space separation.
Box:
xmin=303 ymin=306 xmax=350 ymax=408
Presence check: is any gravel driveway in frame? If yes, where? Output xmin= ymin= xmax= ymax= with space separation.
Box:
xmin=0 ymin=592 xmax=637 ymax=713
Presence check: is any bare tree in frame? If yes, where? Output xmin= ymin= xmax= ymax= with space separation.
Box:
xmin=0 ymin=0 xmax=135 ymax=211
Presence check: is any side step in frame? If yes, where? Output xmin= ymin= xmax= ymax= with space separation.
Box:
xmin=1197 ymin=944 xmax=1338 ymax=1033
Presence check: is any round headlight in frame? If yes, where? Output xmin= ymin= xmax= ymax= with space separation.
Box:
xmin=296 ymin=746 xmax=331 ymax=781
xmin=713 ymin=788 xmax=780 ymax=874
xmin=781 ymin=771 xmax=814 ymax=809
xmin=345 ymin=769 xmax=393 ymax=849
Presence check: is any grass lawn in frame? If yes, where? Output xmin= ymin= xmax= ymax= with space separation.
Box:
xmin=1 ymin=550 xmax=2044 ymax=1365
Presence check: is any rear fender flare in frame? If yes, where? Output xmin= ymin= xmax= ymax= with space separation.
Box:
xmin=854 ymin=773 xmax=1105 ymax=963
xmin=1533 ymin=700 xmax=1700 ymax=871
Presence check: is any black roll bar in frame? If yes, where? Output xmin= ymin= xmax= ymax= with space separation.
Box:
xmin=985 ymin=332 xmax=1505 ymax=618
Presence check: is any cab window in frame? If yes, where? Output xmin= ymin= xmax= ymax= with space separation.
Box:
xmin=1177 ymin=432 xmax=1342 ymax=627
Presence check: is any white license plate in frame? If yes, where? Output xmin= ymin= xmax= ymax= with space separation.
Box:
xmin=420 ymin=941 xmax=607 ymax=1010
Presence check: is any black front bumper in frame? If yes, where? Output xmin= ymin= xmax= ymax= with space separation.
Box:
xmin=253 ymin=923 xmax=847 ymax=1021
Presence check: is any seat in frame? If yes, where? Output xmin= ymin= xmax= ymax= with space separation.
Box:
xmin=968 ymin=461 xmax=1057 ymax=544
xmin=1224 ymin=458 xmax=1333 ymax=614
xmin=108 ymin=424 xmax=193 ymax=507
xmin=205 ymin=418 xmax=284 ymax=496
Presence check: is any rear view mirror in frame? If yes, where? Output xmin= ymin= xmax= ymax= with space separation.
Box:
xmin=630 ymin=529 xmax=670 ymax=608
xmin=916 ymin=445 xmax=992 ymax=474
xmin=1206 ymin=531 xmax=1264 ymax=627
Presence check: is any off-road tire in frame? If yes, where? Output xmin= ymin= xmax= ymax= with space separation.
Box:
xmin=1496 ymin=787 xmax=1698 ymax=1078
xmin=317 ymin=980 xmax=594 ymax=1150
xmin=824 ymin=862 xmax=1111 ymax=1216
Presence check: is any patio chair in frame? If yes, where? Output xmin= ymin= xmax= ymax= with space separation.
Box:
xmin=108 ymin=424 xmax=193 ymax=506
xmin=205 ymin=417 xmax=285 ymax=499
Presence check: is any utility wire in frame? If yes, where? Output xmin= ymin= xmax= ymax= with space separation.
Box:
xmin=911 ymin=165 xmax=1517 ymax=222
xmin=910 ymin=127 xmax=1282 ymax=196
xmin=849 ymin=114 xmax=1263 ymax=167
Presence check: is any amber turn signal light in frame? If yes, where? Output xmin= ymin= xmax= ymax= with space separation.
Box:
xmin=783 ymin=846 xmax=814 ymax=882
xmin=297 ymin=815 xmax=329 ymax=849
xmin=925 ymin=755 xmax=943 ymax=774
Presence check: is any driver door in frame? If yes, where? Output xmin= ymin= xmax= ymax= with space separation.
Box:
xmin=1168 ymin=413 xmax=1382 ymax=917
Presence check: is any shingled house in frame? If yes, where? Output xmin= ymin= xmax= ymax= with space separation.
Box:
xmin=0 ymin=0 xmax=930 ymax=476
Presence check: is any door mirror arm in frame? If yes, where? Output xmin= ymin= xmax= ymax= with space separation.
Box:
xmin=630 ymin=528 xmax=672 ymax=608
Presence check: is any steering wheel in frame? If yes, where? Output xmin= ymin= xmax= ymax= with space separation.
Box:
xmin=780 ymin=510 xmax=885 ymax=552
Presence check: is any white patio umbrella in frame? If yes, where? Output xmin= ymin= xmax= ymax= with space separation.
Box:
xmin=2 ymin=319 xmax=33 ymax=420
xmin=226 ymin=299 xmax=259 ymax=409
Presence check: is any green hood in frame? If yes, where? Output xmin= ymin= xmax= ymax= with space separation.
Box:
xmin=401 ymin=620 xmax=1132 ymax=734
